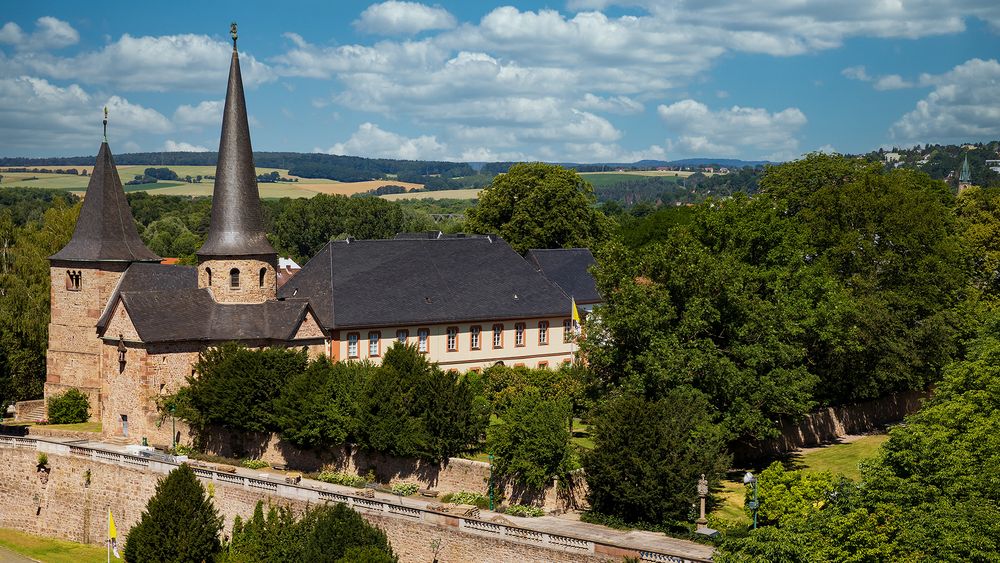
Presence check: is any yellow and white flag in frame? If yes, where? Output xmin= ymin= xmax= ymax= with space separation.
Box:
xmin=109 ymin=509 xmax=120 ymax=559
xmin=571 ymin=297 xmax=582 ymax=333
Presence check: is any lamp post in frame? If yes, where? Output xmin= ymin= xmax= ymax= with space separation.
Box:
xmin=743 ymin=471 xmax=758 ymax=529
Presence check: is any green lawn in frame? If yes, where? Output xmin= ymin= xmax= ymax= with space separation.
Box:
xmin=0 ymin=528 xmax=108 ymax=563
xmin=44 ymin=421 xmax=103 ymax=432
xmin=792 ymin=434 xmax=889 ymax=480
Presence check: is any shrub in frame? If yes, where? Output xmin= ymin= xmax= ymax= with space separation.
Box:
xmin=487 ymin=391 xmax=573 ymax=489
xmin=241 ymin=459 xmax=269 ymax=470
xmin=123 ymin=464 xmax=223 ymax=562
xmin=47 ymin=389 xmax=90 ymax=424
xmin=504 ymin=504 xmax=545 ymax=517
xmin=440 ymin=491 xmax=491 ymax=509
xmin=36 ymin=453 xmax=48 ymax=468
xmin=316 ymin=471 xmax=368 ymax=488
xmin=390 ymin=482 xmax=419 ymax=496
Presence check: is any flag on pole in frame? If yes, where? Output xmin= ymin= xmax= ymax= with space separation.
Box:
xmin=108 ymin=509 xmax=120 ymax=559
xmin=571 ymin=297 xmax=582 ymax=333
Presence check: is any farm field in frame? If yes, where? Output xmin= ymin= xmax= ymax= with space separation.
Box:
xmin=382 ymin=188 xmax=481 ymax=200
xmin=0 ymin=165 xmax=425 ymax=199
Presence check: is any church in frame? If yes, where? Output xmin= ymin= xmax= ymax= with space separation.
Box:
xmin=43 ymin=30 xmax=593 ymax=445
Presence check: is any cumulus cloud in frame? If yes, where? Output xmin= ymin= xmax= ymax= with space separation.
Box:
xmin=173 ymin=100 xmax=223 ymax=127
xmin=4 ymin=33 xmax=273 ymax=91
xmin=873 ymin=74 xmax=914 ymax=90
xmin=163 ymin=140 xmax=210 ymax=152
xmin=891 ymin=58 xmax=1000 ymax=143
xmin=355 ymin=1 xmax=457 ymax=35
xmin=576 ymin=93 xmax=644 ymax=114
xmin=322 ymin=122 xmax=448 ymax=160
xmin=657 ymin=99 xmax=807 ymax=160
xmin=0 ymin=17 xmax=78 ymax=51
xmin=0 ymin=76 xmax=169 ymax=152
xmin=842 ymin=65 xmax=871 ymax=81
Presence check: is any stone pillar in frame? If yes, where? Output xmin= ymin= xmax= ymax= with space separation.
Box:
xmin=696 ymin=473 xmax=709 ymax=532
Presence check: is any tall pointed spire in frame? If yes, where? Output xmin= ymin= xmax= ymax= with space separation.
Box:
xmin=51 ymin=111 xmax=160 ymax=262
xmin=197 ymin=23 xmax=276 ymax=258
xmin=959 ymin=155 xmax=971 ymax=184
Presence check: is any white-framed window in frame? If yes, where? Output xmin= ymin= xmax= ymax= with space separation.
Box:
xmin=447 ymin=327 xmax=458 ymax=351
xmin=470 ymin=326 xmax=481 ymax=350
xmin=493 ymin=324 xmax=504 ymax=349
xmin=396 ymin=329 xmax=408 ymax=343
xmin=368 ymin=331 xmax=380 ymax=357
xmin=538 ymin=321 xmax=549 ymax=345
xmin=515 ymin=323 xmax=526 ymax=347
xmin=418 ymin=328 xmax=430 ymax=353
xmin=347 ymin=333 xmax=359 ymax=358
xmin=563 ymin=319 xmax=573 ymax=342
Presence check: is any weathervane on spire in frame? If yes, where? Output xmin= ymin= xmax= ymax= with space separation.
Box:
xmin=103 ymin=106 xmax=108 ymax=142
xmin=230 ymin=22 xmax=238 ymax=51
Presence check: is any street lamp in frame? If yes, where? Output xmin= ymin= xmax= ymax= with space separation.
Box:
xmin=743 ymin=471 xmax=758 ymax=529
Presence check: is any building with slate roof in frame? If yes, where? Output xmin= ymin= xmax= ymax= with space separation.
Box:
xmin=43 ymin=26 xmax=597 ymax=444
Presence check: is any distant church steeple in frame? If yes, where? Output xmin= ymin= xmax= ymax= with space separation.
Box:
xmin=958 ymin=155 xmax=972 ymax=193
xmin=196 ymin=23 xmax=277 ymax=303
xmin=51 ymin=110 xmax=160 ymax=263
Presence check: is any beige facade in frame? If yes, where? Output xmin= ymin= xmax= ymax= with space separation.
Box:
xmin=333 ymin=315 xmax=577 ymax=371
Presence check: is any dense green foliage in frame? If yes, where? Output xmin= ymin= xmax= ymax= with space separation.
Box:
xmin=222 ymin=501 xmax=396 ymax=563
xmin=487 ymin=390 xmax=573 ymax=489
xmin=46 ymin=388 xmax=90 ymax=424
xmin=123 ymin=464 xmax=223 ymax=563
xmin=176 ymin=343 xmax=487 ymax=463
xmin=584 ymin=392 xmax=730 ymax=525
xmin=465 ymin=163 xmax=611 ymax=253
xmin=585 ymin=154 xmax=968 ymax=441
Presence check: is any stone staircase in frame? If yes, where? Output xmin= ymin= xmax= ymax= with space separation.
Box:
xmin=13 ymin=400 xmax=46 ymax=423
xmin=103 ymin=436 xmax=132 ymax=446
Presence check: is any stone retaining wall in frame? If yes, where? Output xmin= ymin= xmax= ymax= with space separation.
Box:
xmin=0 ymin=436 xmax=710 ymax=563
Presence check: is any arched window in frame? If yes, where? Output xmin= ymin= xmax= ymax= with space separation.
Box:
xmin=230 ymin=268 xmax=240 ymax=289
xmin=259 ymin=267 xmax=267 ymax=288
xmin=206 ymin=267 xmax=212 ymax=285
xmin=66 ymin=270 xmax=82 ymax=291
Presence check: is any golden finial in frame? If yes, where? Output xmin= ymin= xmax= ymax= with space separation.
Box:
xmin=230 ymin=22 xmax=238 ymax=51
xmin=103 ymin=106 xmax=108 ymax=142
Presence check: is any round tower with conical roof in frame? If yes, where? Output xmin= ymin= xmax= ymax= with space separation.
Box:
xmin=196 ymin=24 xmax=278 ymax=304
xmin=46 ymin=110 xmax=161 ymax=418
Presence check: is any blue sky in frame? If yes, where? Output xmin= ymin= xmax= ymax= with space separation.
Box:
xmin=1 ymin=0 xmax=998 ymax=162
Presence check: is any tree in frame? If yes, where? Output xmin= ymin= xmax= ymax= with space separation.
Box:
xmin=584 ymin=391 xmax=730 ymax=525
xmin=271 ymin=358 xmax=365 ymax=449
xmin=141 ymin=216 xmax=200 ymax=259
xmin=465 ymin=162 xmax=611 ymax=253
xmin=46 ymin=388 xmax=90 ymax=424
xmin=487 ymin=390 xmax=573 ymax=489
xmin=124 ymin=464 xmax=223 ymax=563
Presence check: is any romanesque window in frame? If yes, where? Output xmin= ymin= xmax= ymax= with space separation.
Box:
xmin=446 ymin=327 xmax=458 ymax=352
xmin=493 ymin=324 xmax=504 ymax=349
xmin=515 ymin=323 xmax=526 ymax=347
xmin=258 ymin=267 xmax=266 ymax=288
xmin=206 ymin=267 xmax=212 ymax=285
xmin=230 ymin=268 xmax=240 ymax=289
xmin=368 ymin=331 xmax=380 ymax=357
xmin=538 ymin=321 xmax=549 ymax=345
xmin=66 ymin=270 xmax=82 ymax=291
xmin=347 ymin=333 xmax=359 ymax=358
xmin=470 ymin=326 xmax=481 ymax=350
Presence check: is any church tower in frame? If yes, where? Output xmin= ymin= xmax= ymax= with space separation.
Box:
xmin=47 ymin=110 xmax=161 ymax=417
xmin=196 ymin=23 xmax=278 ymax=304
xmin=958 ymin=155 xmax=972 ymax=193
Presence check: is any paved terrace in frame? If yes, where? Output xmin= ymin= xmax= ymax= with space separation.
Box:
xmin=0 ymin=434 xmax=715 ymax=563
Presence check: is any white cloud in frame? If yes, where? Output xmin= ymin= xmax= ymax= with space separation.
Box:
xmin=0 ymin=76 xmax=169 ymax=152
xmin=576 ymin=93 xmax=644 ymax=114
xmin=322 ymin=122 xmax=448 ymax=160
xmin=891 ymin=58 xmax=1000 ymax=143
xmin=163 ymin=140 xmax=210 ymax=152
xmin=0 ymin=17 xmax=78 ymax=51
xmin=873 ymin=74 xmax=914 ymax=90
xmin=355 ymin=1 xmax=457 ymax=35
xmin=657 ymin=99 xmax=807 ymax=160
xmin=5 ymin=33 xmax=273 ymax=91
xmin=842 ymin=65 xmax=871 ymax=81
xmin=173 ymin=100 xmax=223 ymax=127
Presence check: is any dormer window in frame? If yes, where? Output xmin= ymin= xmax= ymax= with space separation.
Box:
xmin=230 ymin=268 xmax=240 ymax=289
xmin=66 ymin=270 xmax=82 ymax=291
xmin=259 ymin=267 xmax=266 ymax=288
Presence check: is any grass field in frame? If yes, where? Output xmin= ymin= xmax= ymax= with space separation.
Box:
xmin=382 ymin=188 xmax=481 ymax=200
xmin=0 ymin=528 xmax=107 ymax=563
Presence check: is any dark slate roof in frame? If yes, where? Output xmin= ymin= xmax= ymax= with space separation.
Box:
xmin=525 ymin=248 xmax=601 ymax=304
xmin=96 ymin=262 xmax=318 ymax=343
xmin=50 ymin=142 xmax=160 ymax=263
xmin=279 ymin=237 xmax=573 ymax=329
xmin=197 ymin=46 xmax=275 ymax=258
